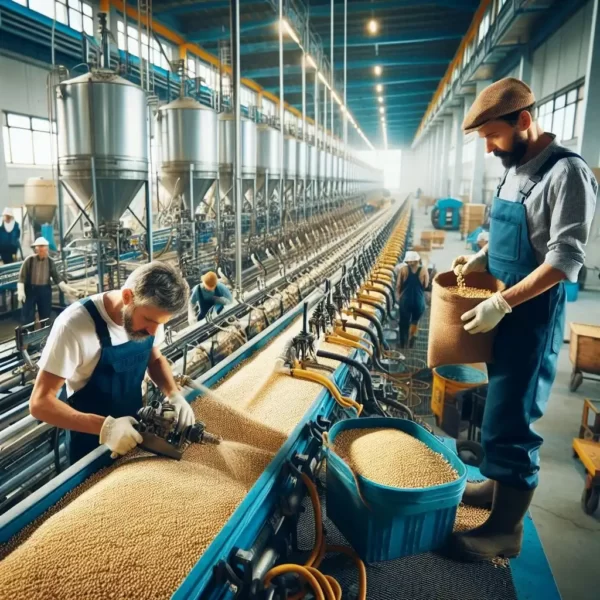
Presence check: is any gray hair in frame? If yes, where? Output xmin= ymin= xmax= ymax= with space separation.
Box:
xmin=123 ymin=261 xmax=189 ymax=314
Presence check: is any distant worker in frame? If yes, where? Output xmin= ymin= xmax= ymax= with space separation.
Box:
xmin=396 ymin=251 xmax=429 ymax=348
xmin=451 ymin=78 xmax=597 ymax=561
xmin=188 ymin=271 xmax=233 ymax=324
xmin=18 ymin=237 xmax=82 ymax=324
xmin=0 ymin=208 xmax=21 ymax=264
xmin=29 ymin=262 xmax=195 ymax=464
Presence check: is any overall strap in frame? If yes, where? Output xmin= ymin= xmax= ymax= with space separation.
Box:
xmin=80 ymin=298 xmax=112 ymax=347
xmin=496 ymin=169 xmax=510 ymax=197
xmin=518 ymin=151 xmax=583 ymax=204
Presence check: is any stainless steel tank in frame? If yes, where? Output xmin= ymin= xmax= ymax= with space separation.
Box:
xmin=308 ymin=144 xmax=319 ymax=180
xmin=56 ymin=71 xmax=148 ymax=224
xmin=158 ymin=97 xmax=218 ymax=209
xmin=257 ymin=125 xmax=281 ymax=177
xmin=318 ymin=149 xmax=326 ymax=182
xmin=219 ymin=113 xmax=257 ymax=177
xmin=23 ymin=178 xmax=57 ymax=226
xmin=326 ymin=152 xmax=334 ymax=181
xmin=284 ymin=136 xmax=297 ymax=178
xmin=296 ymin=141 xmax=307 ymax=179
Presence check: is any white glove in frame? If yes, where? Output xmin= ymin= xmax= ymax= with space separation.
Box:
xmin=17 ymin=282 xmax=26 ymax=303
xmin=452 ymin=249 xmax=488 ymax=276
xmin=461 ymin=292 xmax=512 ymax=334
xmin=99 ymin=416 xmax=143 ymax=458
xmin=168 ymin=393 xmax=196 ymax=432
xmin=188 ymin=302 xmax=199 ymax=325
xmin=59 ymin=281 xmax=84 ymax=299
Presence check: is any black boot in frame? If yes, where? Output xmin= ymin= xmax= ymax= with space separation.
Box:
xmin=461 ymin=479 xmax=495 ymax=509
xmin=451 ymin=483 xmax=534 ymax=561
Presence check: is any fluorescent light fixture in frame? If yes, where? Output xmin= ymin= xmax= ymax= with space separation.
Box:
xmin=306 ymin=54 xmax=317 ymax=70
xmin=378 ymin=96 xmax=383 ymax=103
xmin=368 ymin=19 xmax=378 ymax=34
xmin=376 ymin=84 xmax=383 ymax=93
xmin=281 ymin=19 xmax=300 ymax=45
xmin=374 ymin=65 xmax=382 ymax=76
xmin=379 ymin=106 xmax=385 ymax=114
xmin=381 ymin=117 xmax=385 ymax=122
xmin=332 ymin=91 xmax=341 ymax=104
xmin=318 ymin=71 xmax=330 ymax=89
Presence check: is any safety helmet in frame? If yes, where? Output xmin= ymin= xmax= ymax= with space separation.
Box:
xmin=404 ymin=251 xmax=421 ymax=263
xmin=32 ymin=237 xmax=50 ymax=247
xmin=477 ymin=231 xmax=489 ymax=243
xmin=2 ymin=208 xmax=14 ymax=218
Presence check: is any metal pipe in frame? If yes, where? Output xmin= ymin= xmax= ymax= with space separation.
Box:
xmin=231 ymin=0 xmax=243 ymax=294
xmin=145 ymin=107 xmax=154 ymax=263
xmin=330 ymin=0 xmax=334 ymax=151
xmin=279 ymin=0 xmax=284 ymax=234
xmin=344 ymin=0 xmax=347 ymax=197
xmin=189 ymin=164 xmax=197 ymax=260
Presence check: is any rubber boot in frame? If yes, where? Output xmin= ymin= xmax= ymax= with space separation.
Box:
xmin=451 ymin=483 xmax=534 ymax=561
xmin=461 ymin=479 xmax=495 ymax=509
xmin=408 ymin=324 xmax=418 ymax=348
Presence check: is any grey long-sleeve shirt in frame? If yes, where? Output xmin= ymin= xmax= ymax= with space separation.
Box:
xmin=497 ymin=134 xmax=597 ymax=282
xmin=19 ymin=255 xmax=64 ymax=286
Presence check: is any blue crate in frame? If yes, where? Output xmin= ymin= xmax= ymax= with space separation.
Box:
xmin=325 ymin=417 xmax=467 ymax=563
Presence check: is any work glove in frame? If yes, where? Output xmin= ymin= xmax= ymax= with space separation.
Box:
xmin=100 ymin=415 xmax=143 ymax=459
xmin=461 ymin=292 xmax=512 ymax=334
xmin=452 ymin=249 xmax=488 ymax=277
xmin=59 ymin=281 xmax=84 ymax=299
xmin=188 ymin=302 xmax=199 ymax=325
xmin=17 ymin=282 xmax=26 ymax=303
xmin=167 ymin=392 xmax=196 ymax=433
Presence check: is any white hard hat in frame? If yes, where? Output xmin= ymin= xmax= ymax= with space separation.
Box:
xmin=32 ymin=237 xmax=50 ymax=247
xmin=405 ymin=251 xmax=420 ymax=262
xmin=2 ymin=208 xmax=14 ymax=217
xmin=477 ymin=231 xmax=489 ymax=243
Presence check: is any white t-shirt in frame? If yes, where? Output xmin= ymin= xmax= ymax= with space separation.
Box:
xmin=38 ymin=293 xmax=164 ymax=397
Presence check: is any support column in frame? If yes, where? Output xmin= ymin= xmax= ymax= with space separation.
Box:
xmin=469 ymin=82 xmax=490 ymax=204
xmin=439 ymin=116 xmax=452 ymax=198
xmin=0 ymin=130 xmax=8 ymax=211
xmin=579 ymin=0 xmax=600 ymax=166
xmin=431 ymin=123 xmax=443 ymax=199
xmin=426 ymin=128 xmax=437 ymax=198
xmin=518 ymin=47 xmax=533 ymax=85
xmin=451 ymin=102 xmax=464 ymax=198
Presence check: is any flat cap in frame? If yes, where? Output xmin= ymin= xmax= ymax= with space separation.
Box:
xmin=462 ymin=77 xmax=535 ymax=133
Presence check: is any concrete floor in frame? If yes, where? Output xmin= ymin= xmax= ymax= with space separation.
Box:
xmin=409 ymin=199 xmax=600 ymax=600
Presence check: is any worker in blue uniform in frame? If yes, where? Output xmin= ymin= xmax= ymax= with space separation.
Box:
xmin=188 ymin=271 xmax=233 ymax=324
xmin=0 ymin=208 xmax=21 ymax=264
xmin=451 ymin=78 xmax=597 ymax=561
xmin=396 ymin=251 xmax=428 ymax=348
xmin=29 ymin=262 xmax=195 ymax=464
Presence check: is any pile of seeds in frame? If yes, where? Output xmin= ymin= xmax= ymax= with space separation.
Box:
xmin=453 ymin=503 xmax=491 ymax=532
xmin=449 ymin=266 xmax=493 ymax=299
xmin=333 ymin=428 xmax=459 ymax=488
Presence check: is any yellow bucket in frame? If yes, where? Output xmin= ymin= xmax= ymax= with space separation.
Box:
xmin=431 ymin=364 xmax=488 ymax=421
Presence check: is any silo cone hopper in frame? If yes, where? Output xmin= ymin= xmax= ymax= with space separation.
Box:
xmin=160 ymin=171 xmax=216 ymax=212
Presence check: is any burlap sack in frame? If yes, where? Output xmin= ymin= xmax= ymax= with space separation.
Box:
xmin=427 ymin=271 xmax=505 ymax=368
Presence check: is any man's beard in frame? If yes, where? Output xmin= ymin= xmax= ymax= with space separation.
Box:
xmin=122 ymin=304 xmax=150 ymax=341
xmin=493 ymin=134 xmax=528 ymax=168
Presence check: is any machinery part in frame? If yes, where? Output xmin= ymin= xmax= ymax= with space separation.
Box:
xmin=135 ymin=399 xmax=221 ymax=460
xmin=456 ymin=439 xmax=485 ymax=467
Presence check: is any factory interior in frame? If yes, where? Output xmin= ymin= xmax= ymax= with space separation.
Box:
xmin=1 ymin=0 xmax=600 ymax=598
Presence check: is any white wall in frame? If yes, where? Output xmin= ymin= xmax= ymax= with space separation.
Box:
xmin=0 ymin=55 xmax=53 ymax=209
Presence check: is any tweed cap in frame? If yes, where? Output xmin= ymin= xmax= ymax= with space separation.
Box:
xmin=462 ymin=78 xmax=535 ymax=133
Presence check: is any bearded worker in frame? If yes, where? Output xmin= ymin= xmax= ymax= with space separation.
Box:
xmin=29 ymin=261 xmax=195 ymax=464
xmin=450 ymin=78 xmax=597 ymax=561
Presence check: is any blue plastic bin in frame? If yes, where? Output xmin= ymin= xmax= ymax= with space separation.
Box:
xmin=326 ymin=417 xmax=467 ymax=563
xmin=565 ymin=281 xmax=579 ymax=302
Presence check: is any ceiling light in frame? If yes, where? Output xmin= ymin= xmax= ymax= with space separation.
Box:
xmin=281 ymin=19 xmax=300 ymax=45
xmin=379 ymin=106 xmax=385 ymax=114
xmin=367 ymin=19 xmax=378 ymax=34
xmin=374 ymin=65 xmax=382 ymax=76
xmin=378 ymin=96 xmax=383 ymax=103
xmin=306 ymin=55 xmax=317 ymax=70
xmin=376 ymin=84 xmax=383 ymax=93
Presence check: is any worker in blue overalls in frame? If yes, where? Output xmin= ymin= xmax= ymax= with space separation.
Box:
xmin=450 ymin=78 xmax=597 ymax=561
xmin=28 ymin=262 xmax=195 ymax=464
xmin=396 ymin=251 xmax=428 ymax=348
xmin=0 ymin=208 xmax=21 ymax=264
xmin=188 ymin=271 xmax=233 ymax=325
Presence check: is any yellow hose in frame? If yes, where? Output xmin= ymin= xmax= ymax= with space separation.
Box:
xmin=324 ymin=334 xmax=373 ymax=360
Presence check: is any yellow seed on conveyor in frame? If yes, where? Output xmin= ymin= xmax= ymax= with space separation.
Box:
xmin=333 ymin=428 xmax=459 ymax=489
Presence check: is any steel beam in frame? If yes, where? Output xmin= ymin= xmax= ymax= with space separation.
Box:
xmin=186 ymin=19 xmax=275 ymax=43
xmin=308 ymin=1 xmax=478 ymax=17
xmin=321 ymin=31 xmax=464 ymax=47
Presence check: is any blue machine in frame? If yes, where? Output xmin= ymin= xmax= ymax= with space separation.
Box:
xmin=431 ymin=197 xmax=463 ymax=230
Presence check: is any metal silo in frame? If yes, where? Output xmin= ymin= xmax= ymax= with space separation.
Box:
xmin=158 ymin=97 xmax=218 ymax=212
xmin=256 ymin=124 xmax=282 ymax=209
xmin=56 ymin=71 xmax=148 ymax=225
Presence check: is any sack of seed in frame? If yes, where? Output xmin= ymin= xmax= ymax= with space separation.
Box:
xmin=428 ymin=270 xmax=505 ymax=368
